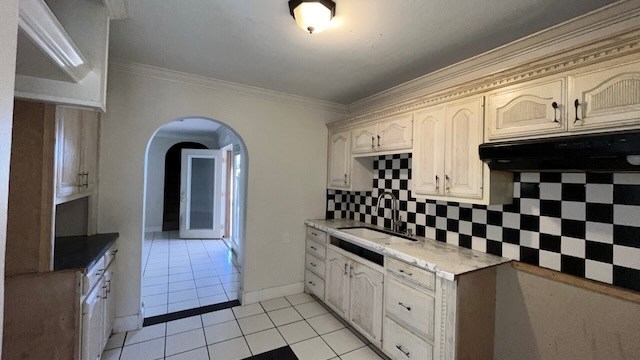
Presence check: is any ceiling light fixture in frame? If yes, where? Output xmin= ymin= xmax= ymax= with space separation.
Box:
xmin=288 ymin=0 xmax=336 ymax=34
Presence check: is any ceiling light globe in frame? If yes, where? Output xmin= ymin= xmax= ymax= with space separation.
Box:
xmin=289 ymin=0 xmax=336 ymax=34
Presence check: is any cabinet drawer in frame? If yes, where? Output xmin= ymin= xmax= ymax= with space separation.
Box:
xmin=82 ymin=257 xmax=105 ymax=295
xmin=103 ymin=244 xmax=118 ymax=268
xmin=304 ymin=269 xmax=325 ymax=300
xmin=383 ymin=317 xmax=433 ymax=360
xmin=306 ymin=239 xmax=326 ymax=260
xmin=305 ymin=253 xmax=325 ymax=279
xmin=306 ymin=227 xmax=327 ymax=244
xmin=385 ymin=277 xmax=435 ymax=341
xmin=386 ymin=258 xmax=435 ymax=291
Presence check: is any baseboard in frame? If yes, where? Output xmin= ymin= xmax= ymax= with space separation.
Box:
xmin=113 ymin=309 xmax=144 ymax=333
xmin=242 ymin=282 xmax=304 ymax=304
xmin=145 ymin=226 xmax=162 ymax=233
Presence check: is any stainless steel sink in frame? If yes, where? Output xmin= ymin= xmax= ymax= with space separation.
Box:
xmin=338 ymin=227 xmax=415 ymax=245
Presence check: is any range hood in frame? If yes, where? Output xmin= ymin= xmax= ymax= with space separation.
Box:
xmin=479 ymin=130 xmax=640 ymax=171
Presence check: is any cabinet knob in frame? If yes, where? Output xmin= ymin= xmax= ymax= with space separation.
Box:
xmin=552 ymin=101 xmax=559 ymax=123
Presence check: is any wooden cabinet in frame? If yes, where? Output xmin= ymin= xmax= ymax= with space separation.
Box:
xmin=304 ymin=227 xmax=327 ymax=300
xmin=56 ymin=106 xmax=100 ymax=203
xmin=382 ymin=259 xmax=498 ymax=360
xmin=413 ymin=96 xmax=511 ymax=205
xmin=348 ymin=261 xmax=383 ymax=347
xmin=351 ymin=114 xmax=413 ymax=155
xmin=324 ymin=247 xmax=384 ymax=347
xmin=327 ymin=130 xmax=351 ymax=189
xmin=325 ymin=248 xmax=350 ymax=318
xmin=486 ymin=77 xmax=567 ymax=140
xmin=570 ymin=59 xmax=640 ymax=132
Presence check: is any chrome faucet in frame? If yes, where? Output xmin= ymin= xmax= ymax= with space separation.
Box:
xmin=375 ymin=191 xmax=402 ymax=233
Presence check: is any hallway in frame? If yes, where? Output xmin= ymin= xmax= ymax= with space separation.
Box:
xmin=142 ymin=231 xmax=240 ymax=317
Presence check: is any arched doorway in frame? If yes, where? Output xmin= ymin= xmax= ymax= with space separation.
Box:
xmin=162 ymin=142 xmax=208 ymax=231
xmin=142 ymin=117 xmax=248 ymax=318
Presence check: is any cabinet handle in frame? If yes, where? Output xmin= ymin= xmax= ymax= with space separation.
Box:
xmin=310 ymin=262 xmax=316 ymax=267
xmin=445 ymin=175 xmax=451 ymax=192
xmin=111 ymin=249 xmax=118 ymax=256
xmin=377 ymin=135 xmax=381 ymax=147
xmin=552 ymin=101 xmax=559 ymax=123
xmin=344 ymin=263 xmax=348 ymax=275
xmin=574 ymin=99 xmax=582 ymax=124
xmin=371 ymin=136 xmax=375 ymax=149
xmin=344 ymin=173 xmax=347 ymax=184
xmin=398 ymin=302 xmax=412 ymax=311
xmin=398 ymin=269 xmax=413 ymax=276
xmin=435 ymin=175 xmax=440 ymax=192
xmin=311 ymin=232 xmax=318 ymax=236
xmin=396 ymin=345 xmax=410 ymax=358
xmin=308 ymin=281 xmax=316 ymax=286
xmin=310 ymin=246 xmax=317 ymax=251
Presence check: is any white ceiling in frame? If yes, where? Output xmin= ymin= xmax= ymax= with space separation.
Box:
xmin=109 ymin=0 xmax=617 ymax=104
xmin=156 ymin=118 xmax=222 ymax=138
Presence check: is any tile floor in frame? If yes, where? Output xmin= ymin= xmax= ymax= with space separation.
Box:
xmin=143 ymin=231 xmax=241 ymax=317
xmin=101 ymin=293 xmax=387 ymax=360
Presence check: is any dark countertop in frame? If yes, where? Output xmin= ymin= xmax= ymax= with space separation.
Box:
xmin=54 ymin=233 xmax=119 ymax=271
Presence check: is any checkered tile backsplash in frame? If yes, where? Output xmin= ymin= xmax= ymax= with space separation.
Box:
xmin=326 ymin=153 xmax=640 ymax=292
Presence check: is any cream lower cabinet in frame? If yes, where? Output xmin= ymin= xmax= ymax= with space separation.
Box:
xmin=382 ymin=259 xmax=498 ymax=360
xmin=324 ymin=248 xmax=384 ymax=347
xmin=304 ymin=227 xmax=327 ymax=299
xmin=82 ymin=277 xmax=105 ymax=360
xmin=412 ymin=96 xmax=512 ymax=205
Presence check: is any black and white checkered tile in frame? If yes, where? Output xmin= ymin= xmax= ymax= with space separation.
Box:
xmin=326 ymin=153 xmax=640 ymax=292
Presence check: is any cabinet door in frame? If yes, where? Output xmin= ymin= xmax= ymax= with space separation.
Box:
xmin=325 ymin=249 xmax=350 ymax=318
xmin=81 ymin=281 xmax=104 ymax=360
xmin=81 ymin=110 xmax=100 ymax=192
xmin=327 ymin=131 xmax=351 ymax=189
xmin=348 ymin=261 xmax=383 ymax=347
xmin=56 ymin=107 xmax=82 ymax=198
xmin=570 ymin=60 xmax=640 ymax=131
xmin=413 ymin=107 xmax=445 ymax=196
xmin=378 ymin=114 xmax=413 ymax=151
xmin=103 ymin=268 xmax=115 ymax=347
xmin=351 ymin=124 xmax=377 ymax=154
xmin=487 ymin=77 xmax=566 ymax=140
xmin=445 ymin=97 xmax=484 ymax=199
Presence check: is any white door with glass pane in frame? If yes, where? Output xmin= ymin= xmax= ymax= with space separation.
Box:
xmin=179 ymin=149 xmax=223 ymax=238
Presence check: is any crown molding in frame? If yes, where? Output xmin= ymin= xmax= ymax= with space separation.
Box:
xmin=109 ymin=60 xmax=349 ymax=115
xmin=103 ymin=0 xmax=128 ymax=20
xmin=329 ymin=1 xmax=640 ymax=131
xmin=18 ymin=0 xmax=91 ymax=83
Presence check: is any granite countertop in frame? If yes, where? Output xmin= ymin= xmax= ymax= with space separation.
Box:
xmin=305 ymin=219 xmax=510 ymax=281
xmin=54 ymin=233 xmax=119 ymax=271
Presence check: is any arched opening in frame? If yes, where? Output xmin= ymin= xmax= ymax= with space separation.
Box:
xmin=162 ymin=142 xmax=209 ymax=231
xmin=142 ymin=117 xmax=248 ymax=318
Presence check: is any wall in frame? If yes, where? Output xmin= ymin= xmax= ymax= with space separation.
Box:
xmin=327 ymin=154 xmax=640 ymax=292
xmin=144 ymin=134 xmax=218 ymax=232
xmin=99 ymin=62 xmax=345 ymax=329
xmin=494 ymin=264 xmax=640 ymax=359
xmin=0 ymin=0 xmax=19 ymax=353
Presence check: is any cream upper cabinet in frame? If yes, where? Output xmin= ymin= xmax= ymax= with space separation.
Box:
xmin=327 ymin=130 xmax=351 ymax=189
xmin=56 ymin=106 xmax=100 ymax=203
xmin=486 ymin=77 xmax=567 ymax=140
xmin=325 ymin=248 xmax=350 ymax=318
xmin=351 ymin=114 xmax=413 ymax=155
xmin=413 ymin=107 xmax=445 ymax=196
xmin=412 ymin=96 xmax=509 ymax=204
xmin=56 ymin=107 xmax=83 ymax=199
xmin=570 ymin=59 xmax=640 ymax=132
xmin=348 ymin=261 xmax=383 ymax=347
xmin=351 ymin=125 xmax=377 ymax=154
xmin=445 ymin=97 xmax=484 ymax=199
